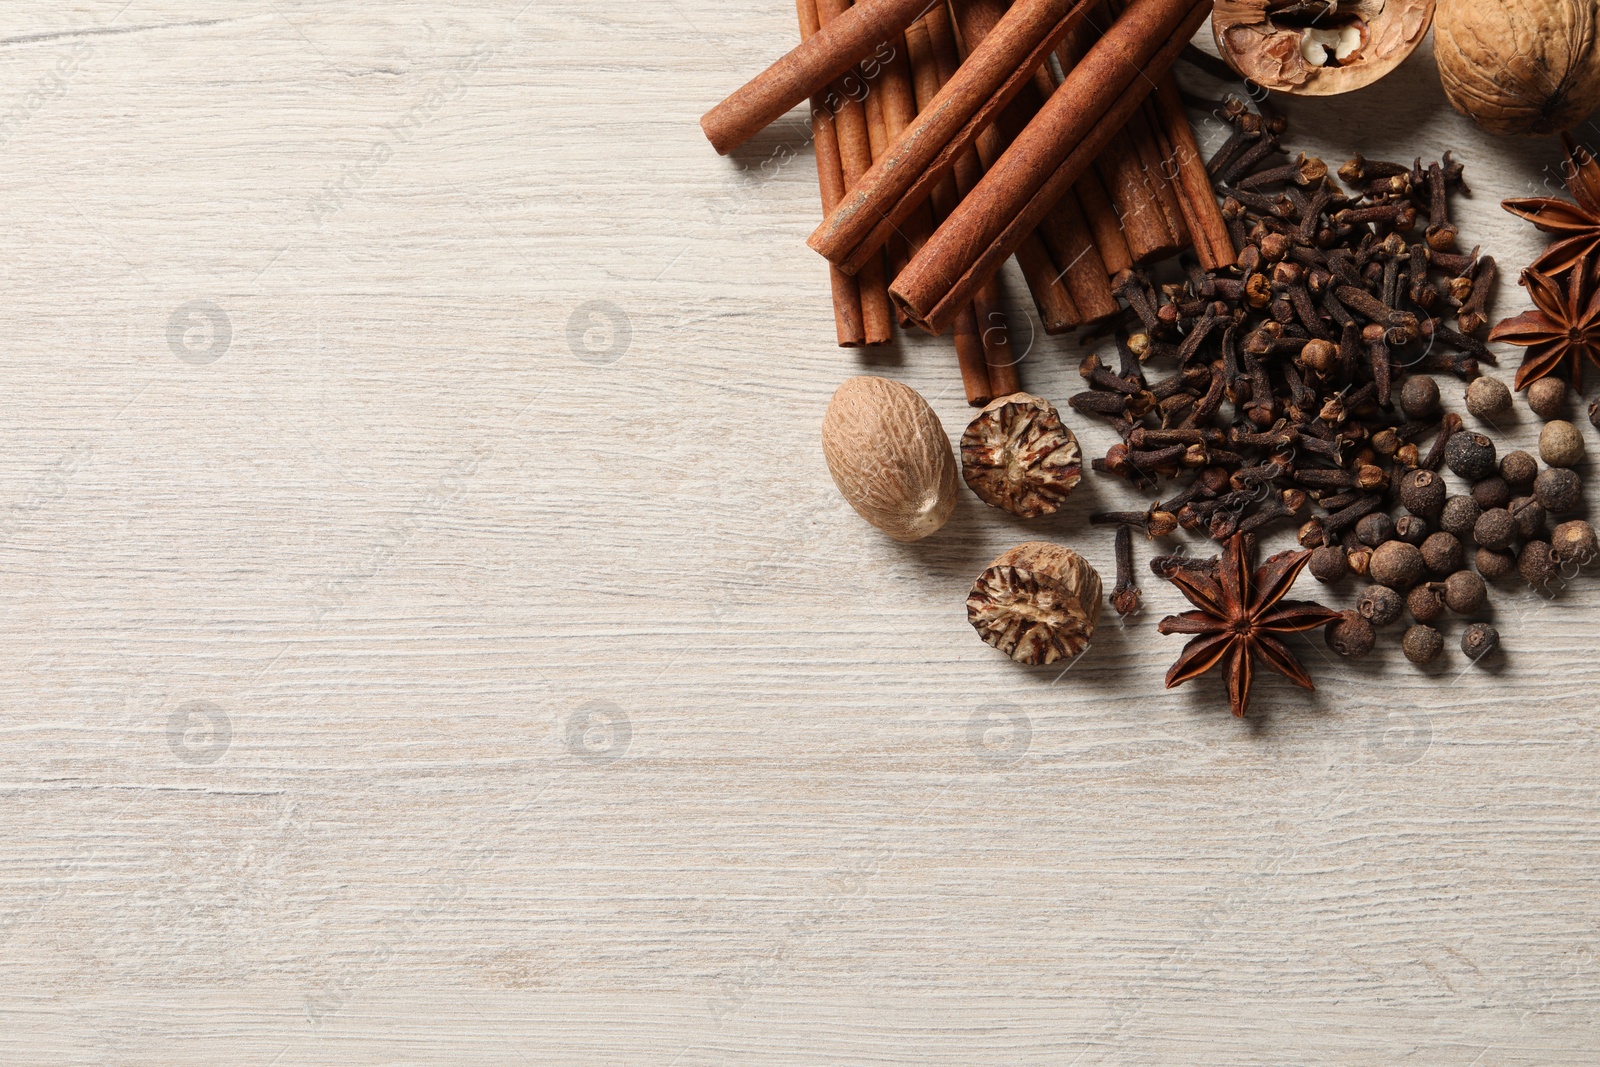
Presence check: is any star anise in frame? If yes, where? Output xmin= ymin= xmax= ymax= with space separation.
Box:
xmin=1157 ymin=533 xmax=1341 ymax=718
xmin=1502 ymin=134 xmax=1600 ymax=279
xmin=1487 ymin=265 xmax=1600 ymax=392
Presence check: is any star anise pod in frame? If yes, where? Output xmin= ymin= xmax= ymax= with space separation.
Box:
xmin=1488 ymin=265 xmax=1600 ymax=392
xmin=1157 ymin=533 xmax=1341 ymax=718
xmin=1502 ymin=134 xmax=1600 ymax=279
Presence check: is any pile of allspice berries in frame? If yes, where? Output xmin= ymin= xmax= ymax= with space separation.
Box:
xmin=1318 ymin=373 xmax=1596 ymax=666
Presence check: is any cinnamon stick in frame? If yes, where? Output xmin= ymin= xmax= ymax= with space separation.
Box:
xmin=950 ymin=0 xmax=1081 ymax=337
xmin=701 ymin=0 xmax=941 ymax=154
xmin=929 ymin=3 xmax=1021 ymax=391
xmin=1101 ymin=0 xmax=1190 ymax=261
xmin=1034 ymin=190 xmax=1120 ymax=322
xmin=809 ymin=0 xmax=1096 ymax=275
xmin=1073 ymin=171 xmax=1134 ymax=274
xmin=906 ymin=7 xmax=991 ymax=405
xmin=799 ymin=0 xmax=866 ymax=346
xmin=891 ymin=0 xmax=1212 ymax=333
xmin=820 ymin=0 xmax=895 ymax=345
xmin=872 ymin=33 xmax=929 ymax=311
xmin=1150 ymin=73 xmax=1236 ymax=270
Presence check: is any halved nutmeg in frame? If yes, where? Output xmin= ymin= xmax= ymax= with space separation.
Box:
xmin=967 ymin=542 xmax=1103 ymax=665
xmin=1212 ymin=0 xmax=1435 ymax=97
xmin=960 ymin=393 xmax=1083 ymax=518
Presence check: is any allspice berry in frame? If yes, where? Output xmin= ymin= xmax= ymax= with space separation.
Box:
xmin=1461 ymin=622 xmax=1499 ymax=662
xmin=1355 ymin=512 xmax=1395 ymax=548
xmin=1527 ymin=377 xmax=1568 ymax=420
xmin=1540 ymin=420 xmax=1586 ymax=468
xmin=1403 ymin=624 xmax=1445 ymax=666
xmin=1400 ymin=469 xmax=1447 ymax=519
xmin=1347 ymin=546 xmax=1373 ymax=577
xmin=1370 ymin=540 xmax=1425 ymax=590
xmin=1309 ymin=544 xmax=1349 ymax=584
xmin=1443 ymin=569 xmax=1487 ymax=615
xmin=1445 ymin=432 xmax=1498 ymax=481
xmin=1552 ymin=519 xmax=1598 ymax=566
xmin=1535 ymin=467 xmax=1584 ymax=514
xmin=967 ymin=543 xmax=1103 ymax=664
xmin=1407 ymin=583 xmax=1446 ymax=624
xmin=1325 ymin=611 xmax=1376 ymax=660
xmin=1591 ymin=397 xmax=1600 ymax=432
xmin=1465 ymin=376 xmax=1513 ymax=420
xmin=1471 ymin=476 xmax=1511 ymax=510
xmin=1439 ymin=495 xmax=1482 ymax=540
xmin=1500 ymin=450 xmax=1539 ymax=488
xmin=1476 ymin=546 xmax=1517 ymax=581
xmin=1358 ymin=585 xmax=1405 ymax=627
xmin=1393 ymin=515 xmax=1430 ymax=545
xmin=1519 ymin=540 xmax=1558 ymax=588
xmin=1400 ymin=375 xmax=1441 ymax=421
xmin=1474 ymin=508 xmax=1517 ymax=551
xmin=1421 ymin=531 xmax=1464 ymax=575
xmin=1509 ymin=496 xmax=1547 ymax=540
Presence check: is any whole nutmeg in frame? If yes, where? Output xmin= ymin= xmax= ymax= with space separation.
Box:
xmin=961 ymin=393 xmax=1082 ymax=517
xmin=1439 ymin=494 xmax=1482 ymax=540
xmin=1370 ymin=540 xmax=1425 ymax=590
xmin=1443 ymin=569 xmax=1488 ymax=615
xmin=1437 ymin=0 xmax=1600 ymax=136
xmin=1421 ymin=531 xmax=1464 ymax=575
xmin=823 ymin=376 xmax=958 ymax=542
xmin=967 ymin=542 xmax=1103 ymax=665
xmin=1501 ymin=450 xmax=1539 ymax=487
xmin=1400 ymin=469 xmax=1447 ymax=519
xmin=1519 ymin=539 xmax=1558 ymax=587
xmin=1326 ymin=611 xmax=1376 ymax=659
xmin=1400 ymin=376 xmax=1441 ymax=421
xmin=1476 ymin=546 xmax=1518 ymax=581
xmin=1465 ymin=375 xmax=1512 ymax=420
xmin=1445 ymin=432 xmax=1498 ymax=481
xmin=1461 ymin=622 xmax=1500 ymax=662
xmin=1540 ymin=420 xmax=1586 ymax=468
xmin=1474 ymin=508 xmax=1517 ymax=551
xmin=1358 ymin=585 xmax=1405 ymax=627
xmin=1535 ymin=467 xmax=1584 ymax=514
xmin=1214 ymin=0 xmax=1436 ymax=96
xmin=1403 ymin=624 xmax=1445 ymax=665
xmin=1309 ymin=544 xmax=1349 ymax=584
xmin=1407 ymin=583 xmax=1447 ymax=624
xmin=1527 ymin=377 xmax=1569 ymax=420
xmin=1553 ymin=519 xmax=1599 ymax=565
xmin=1471 ymin=476 xmax=1511 ymax=510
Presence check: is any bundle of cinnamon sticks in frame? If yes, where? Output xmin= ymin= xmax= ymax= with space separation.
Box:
xmin=703 ymin=0 xmax=1233 ymax=405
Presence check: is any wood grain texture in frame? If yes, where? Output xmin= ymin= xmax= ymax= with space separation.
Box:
xmin=1 ymin=2 xmax=1598 ymax=1063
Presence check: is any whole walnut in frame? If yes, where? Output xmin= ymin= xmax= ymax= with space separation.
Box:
xmin=1436 ymin=0 xmax=1600 ymax=136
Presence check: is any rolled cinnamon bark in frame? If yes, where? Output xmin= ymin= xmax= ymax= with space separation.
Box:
xmin=799 ymin=0 xmax=866 ymax=346
xmin=891 ymin=0 xmax=1211 ymax=334
xmin=1073 ymin=171 xmax=1134 ymax=274
xmin=951 ymin=0 xmax=1081 ymax=336
xmin=1151 ymin=74 xmax=1236 ymax=270
xmin=906 ymin=7 xmax=991 ymax=405
xmin=702 ymin=0 xmax=940 ymax=154
xmin=809 ymin=0 xmax=1096 ymax=275
xmin=820 ymin=0 xmax=895 ymax=345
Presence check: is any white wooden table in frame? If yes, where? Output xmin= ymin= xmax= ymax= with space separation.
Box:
xmin=2 ymin=3 xmax=1597 ymax=1063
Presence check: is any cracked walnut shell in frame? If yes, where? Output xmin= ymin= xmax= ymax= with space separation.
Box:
xmin=967 ymin=542 xmax=1103 ymax=665
xmin=960 ymin=392 xmax=1083 ymax=518
xmin=1436 ymin=0 xmax=1600 ymax=136
xmin=1212 ymin=0 xmax=1435 ymax=96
